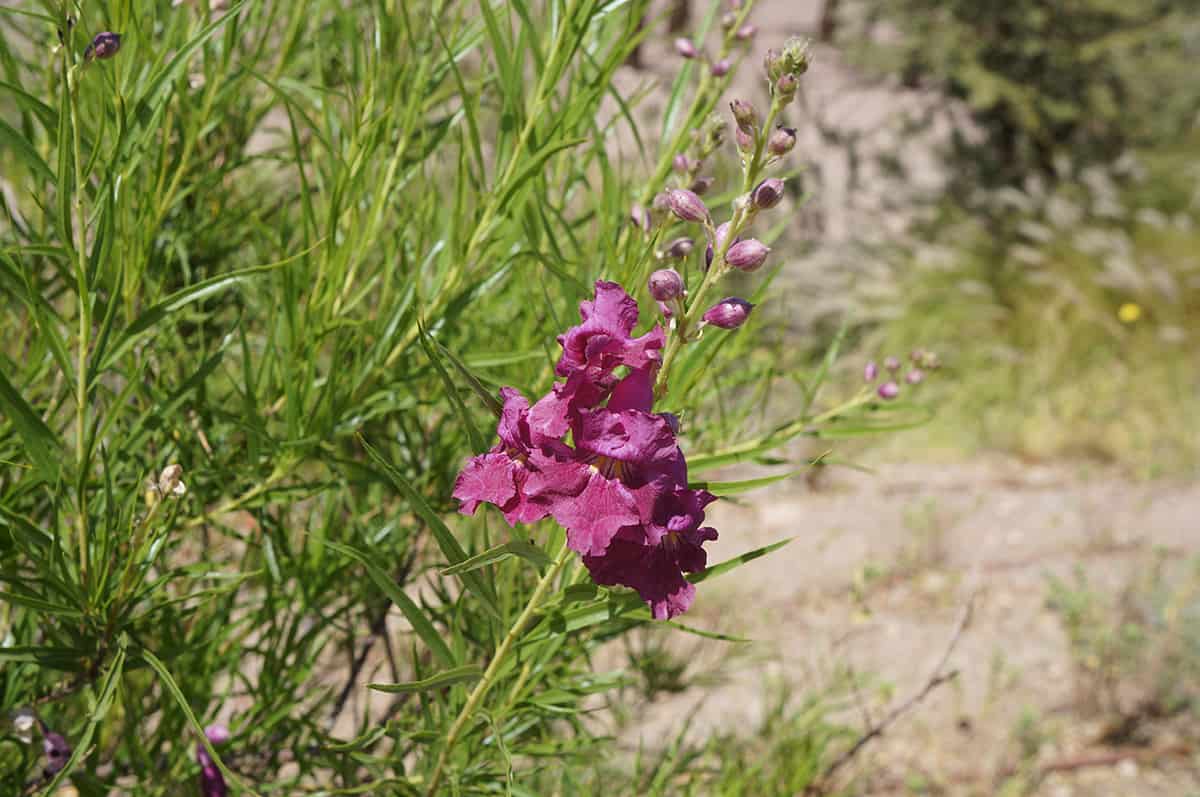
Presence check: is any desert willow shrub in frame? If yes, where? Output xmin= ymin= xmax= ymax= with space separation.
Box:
xmin=0 ymin=1 xmax=927 ymax=793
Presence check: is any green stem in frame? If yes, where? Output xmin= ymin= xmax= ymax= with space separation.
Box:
xmin=424 ymin=542 xmax=572 ymax=796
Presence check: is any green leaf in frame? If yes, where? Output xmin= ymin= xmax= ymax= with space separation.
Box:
xmin=0 ymin=117 xmax=54 ymax=184
xmin=0 ymin=368 xmax=62 ymax=483
xmin=367 ymin=665 xmax=483 ymax=694
xmin=418 ymin=323 xmax=486 ymax=452
xmin=357 ymin=435 xmax=502 ymax=621
xmin=139 ymin=648 xmax=262 ymax=797
xmin=690 ymin=469 xmax=806 ymax=496
xmin=440 ymin=540 xmax=553 ymax=576
xmin=688 ymin=538 xmax=793 ymax=585
xmin=325 ymin=540 xmax=456 ymax=667
xmin=0 ymin=590 xmax=81 ymax=617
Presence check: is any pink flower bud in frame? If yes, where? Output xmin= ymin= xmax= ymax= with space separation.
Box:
xmin=735 ymin=126 xmax=755 ymax=152
xmin=775 ymin=73 xmax=799 ymax=98
xmin=751 ymin=178 xmax=785 ymax=210
xmin=768 ymin=126 xmax=797 ymax=156
xmin=905 ymin=369 xmax=925 ymax=385
xmin=205 ymin=724 xmax=231 ymax=745
xmin=884 ymin=356 xmax=900 ymax=372
xmin=710 ymin=58 xmax=731 ymax=77
xmin=649 ymin=269 xmax=684 ymax=301
xmin=673 ymin=154 xmax=692 ymax=174
xmin=667 ymin=188 xmax=709 ymax=223
xmin=877 ymin=381 xmax=900 ymax=400
xmin=736 ymin=24 xmax=757 ymax=41
xmin=726 ymin=238 xmax=770 ymax=271
xmin=705 ymin=221 xmax=733 ymax=268
xmin=703 ymin=297 xmax=754 ymax=329
xmin=630 ymin=203 xmax=650 ymax=233
xmin=864 ymin=361 xmax=878 ymax=382
xmin=675 ymin=38 xmax=698 ymax=59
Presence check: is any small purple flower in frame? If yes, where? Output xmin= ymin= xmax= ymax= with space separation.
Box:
xmin=43 ymin=731 xmax=70 ymax=775
xmin=710 ymin=58 xmax=731 ymax=77
xmin=649 ymin=268 xmax=684 ymax=301
xmin=703 ymin=297 xmax=754 ymax=329
xmin=675 ymin=38 xmax=698 ymax=59
xmin=877 ymin=381 xmax=900 ymax=400
xmin=84 ymin=32 xmax=121 ymax=62
xmin=662 ymin=237 xmax=694 ymax=260
xmin=864 ymin=361 xmax=878 ymax=382
xmin=768 ymin=126 xmax=797 ymax=156
xmin=906 ymin=369 xmax=925 ymax=385
xmin=666 ymin=188 xmax=709 ymax=223
xmin=725 ymin=238 xmax=770 ymax=271
xmin=751 ymin=178 xmax=785 ymax=210
xmin=884 ymin=356 xmax=900 ymax=372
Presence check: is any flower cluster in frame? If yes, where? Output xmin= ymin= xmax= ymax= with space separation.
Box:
xmin=864 ymin=349 xmax=941 ymax=400
xmin=453 ymin=281 xmax=716 ymax=619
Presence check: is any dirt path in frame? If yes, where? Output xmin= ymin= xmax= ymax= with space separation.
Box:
xmin=630 ymin=458 xmax=1200 ymax=795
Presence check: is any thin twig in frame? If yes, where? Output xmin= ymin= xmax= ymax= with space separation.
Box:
xmin=810 ymin=596 xmax=975 ymax=794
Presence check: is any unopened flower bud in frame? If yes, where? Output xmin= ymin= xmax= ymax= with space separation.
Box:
xmin=736 ymin=24 xmax=757 ymax=41
xmin=726 ymin=238 xmax=770 ymax=271
xmin=884 ymin=356 xmax=900 ymax=372
xmin=667 ymin=188 xmax=709 ymax=223
xmin=672 ymin=154 xmax=690 ymax=174
xmin=721 ymin=11 xmax=738 ymax=29
xmin=768 ymin=126 xmax=797 ymax=156
xmin=710 ymin=58 xmax=731 ymax=77
xmin=158 ymin=464 xmax=186 ymax=497
xmin=775 ymin=73 xmax=798 ymax=99
xmin=751 ymin=178 xmax=785 ymax=210
xmin=705 ymin=221 xmax=733 ymax=268
xmin=649 ymin=269 xmax=684 ymax=301
xmin=85 ymin=32 xmax=122 ymax=62
xmin=703 ymin=297 xmax=754 ymax=329
xmin=630 ymin=203 xmax=650 ymax=233
xmin=905 ymin=369 xmax=925 ymax=385
xmin=663 ymin=237 xmax=695 ymax=259
xmin=12 ymin=708 xmax=36 ymax=744
xmin=689 ymin=176 xmax=715 ymax=196
xmin=205 ymin=724 xmax=231 ymax=746
xmin=730 ymin=98 xmax=757 ymax=131
xmin=764 ymin=48 xmax=784 ymax=80
xmin=864 ymin=361 xmax=879 ymax=382
xmin=44 ymin=731 xmax=71 ymax=775
xmin=675 ymin=38 xmax=698 ymax=59
xmin=877 ymin=381 xmax=900 ymax=400
xmin=735 ymin=126 xmax=755 ymax=152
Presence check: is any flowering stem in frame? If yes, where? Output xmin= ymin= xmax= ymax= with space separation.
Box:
xmin=424 ymin=541 xmax=572 ymax=796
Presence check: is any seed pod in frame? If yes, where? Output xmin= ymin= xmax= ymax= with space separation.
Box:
xmin=663 ymin=237 xmax=695 ymax=259
xmin=730 ymin=98 xmax=757 ymax=131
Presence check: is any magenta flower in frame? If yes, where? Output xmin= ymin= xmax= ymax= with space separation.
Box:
xmin=528 ymin=281 xmax=664 ymax=437
xmin=197 ymin=724 xmax=230 ymax=797
xmin=453 ymin=388 xmax=570 ymax=525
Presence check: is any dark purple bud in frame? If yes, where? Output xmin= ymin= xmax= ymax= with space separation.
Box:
xmin=703 ymin=297 xmax=754 ymax=329
xmin=751 ymin=178 xmax=785 ymax=210
xmin=884 ymin=356 xmax=900 ymax=372
xmin=85 ymin=32 xmax=122 ymax=62
xmin=675 ymin=38 xmax=698 ymax=59
xmin=735 ymin=126 xmax=755 ymax=152
xmin=705 ymin=221 xmax=733 ymax=268
xmin=726 ymin=238 xmax=770 ymax=271
xmin=649 ymin=269 xmax=684 ymax=301
xmin=689 ymin=176 xmax=715 ymax=196
xmin=730 ymin=99 xmax=757 ymax=131
xmin=864 ymin=361 xmax=879 ymax=382
xmin=663 ymin=237 xmax=694 ymax=259
xmin=736 ymin=24 xmax=757 ymax=41
xmin=673 ymin=154 xmax=692 ymax=174
xmin=667 ymin=188 xmax=709 ymax=223
xmin=877 ymin=381 xmax=900 ymax=400
xmin=43 ymin=731 xmax=70 ymax=775
xmin=710 ymin=58 xmax=731 ymax=77
xmin=768 ymin=126 xmax=797 ymax=156
xmin=905 ymin=369 xmax=925 ymax=385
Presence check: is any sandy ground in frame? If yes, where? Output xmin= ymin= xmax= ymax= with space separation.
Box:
xmin=624 ymin=457 xmax=1200 ymax=794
